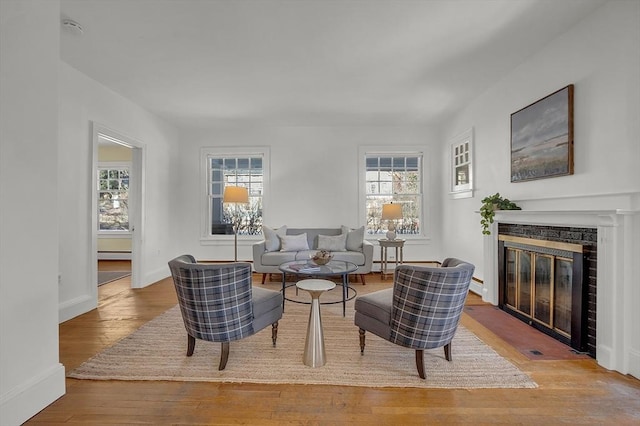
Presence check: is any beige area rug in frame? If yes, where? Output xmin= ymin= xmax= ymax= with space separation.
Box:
xmin=69 ymin=285 xmax=537 ymax=389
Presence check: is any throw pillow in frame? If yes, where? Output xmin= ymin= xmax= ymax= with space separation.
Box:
xmin=317 ymin=233 xmax=347 ymax=252
xmin=279 ymin=233 xmax=310 ymax=252
xmin=341 ymin=225 xmax=365 ymax=251
xmin=263 ymin=225 xmax=287 ymax=252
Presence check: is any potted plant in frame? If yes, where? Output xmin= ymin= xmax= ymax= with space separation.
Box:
xmin=480 ymin=193 xmax=521 ymax=235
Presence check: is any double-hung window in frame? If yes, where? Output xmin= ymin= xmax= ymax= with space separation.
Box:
xmin=202 ymin=147 xmax=268 ymax=238
xmin=362 ymin=150 xmax=424 ymax=237
xmin=98 ymin=164 xmax=130 ymax=232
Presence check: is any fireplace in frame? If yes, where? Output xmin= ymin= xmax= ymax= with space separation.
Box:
xmin=481 ymin=207 xmax=639 ymax=378
xmin=497 ymin=226 xmax=596 ymax=357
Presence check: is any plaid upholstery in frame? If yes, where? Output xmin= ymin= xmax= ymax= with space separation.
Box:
xmin=389 ymin=259 xmax=475 ymax=349
xmin=168 ymin=255 xmax=255 ymax=343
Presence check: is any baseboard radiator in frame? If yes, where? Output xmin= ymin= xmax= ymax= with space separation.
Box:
xmin=98 ymin=251 xmax=131 ymax=260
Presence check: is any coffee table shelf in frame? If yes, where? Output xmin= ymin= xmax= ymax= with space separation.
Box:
xmin=278 ymin=260 xmax=358 ymax=317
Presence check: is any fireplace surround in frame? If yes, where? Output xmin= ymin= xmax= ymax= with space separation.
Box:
xmin=482 ymin=208 xmax=639 ymax=378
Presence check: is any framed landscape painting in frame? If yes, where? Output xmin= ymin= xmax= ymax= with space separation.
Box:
xmin=511 ymin=85 xmax=574 ymax=182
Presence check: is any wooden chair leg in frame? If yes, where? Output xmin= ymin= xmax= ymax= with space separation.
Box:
xmin=359 ymin=328 xmax=366 ymax=354
xmin=218 ymin=342 xmax=230 ymax=371
xmin=261 ymin=273 xmax=267 ymax=284
xmin=444 ymin=342 xmax=452 ymax=361
xmin=186 ymin=335 xmax=195 ymax=356
xmin=415 ymin=349 xmax=426 ymax=379
xmin=360 ymin=274 xmax=366 ymax=285
xmin=271 ymin=321 xmax=279 ymax=346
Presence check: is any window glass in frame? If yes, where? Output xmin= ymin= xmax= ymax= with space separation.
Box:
xmin=98 ymin=166 xmax=129 ymax=231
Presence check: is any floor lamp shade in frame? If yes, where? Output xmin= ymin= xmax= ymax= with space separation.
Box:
xmin=223 ymin=186 xmax=249 ymax=204
xmin=223 ymin=186 xmax=249 ymax=261
xmin=381 ymin=203 xmax=402 ymax=240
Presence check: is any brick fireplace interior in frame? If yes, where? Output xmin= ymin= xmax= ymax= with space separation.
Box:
xmin=497 ymin=223 xmax=597 ymax=358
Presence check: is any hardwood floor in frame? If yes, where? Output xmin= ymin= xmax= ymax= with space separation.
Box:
xmin=27 ymin=272 xmax=640 ymax=425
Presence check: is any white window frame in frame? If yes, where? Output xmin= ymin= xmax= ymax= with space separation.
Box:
xmin=200 ymin=146 xmax=270 ymax=241
xmin=97 ymin=161 xmax=132 ymax=235
xmin=449 ymin=128 xmax=474 ymax=199
xmin=358 ymin=145 xmax=431 ymax=240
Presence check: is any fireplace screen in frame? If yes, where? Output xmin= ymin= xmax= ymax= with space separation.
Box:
xmin=499 ymin=234 xmax=586 ymax=351
xmin=505 ymin=248 xmax=572 ymax=337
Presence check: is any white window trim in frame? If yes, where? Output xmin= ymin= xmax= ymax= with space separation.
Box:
xmin=200 ymin=146 xmax=270 ymax=241
xmin=449 ymin=128 xmax=474 ymax=199
xmin=358 ymin=145 xmax=432 ymax=240
xmin=97 ymin=161 xmax=132 ymax=236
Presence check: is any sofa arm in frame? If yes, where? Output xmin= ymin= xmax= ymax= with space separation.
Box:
xmin=252 ymin=240 xmax=268 ymax=272
xmin=360 ymin=239 xmax=374 ymax=274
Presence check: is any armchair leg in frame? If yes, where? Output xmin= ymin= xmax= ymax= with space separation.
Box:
xmin=271 ymin=321 xmax=279 ymax=346
xmin=261 ymin=273 xmax=267 ymax=284
xmin=360 ymin=274 xmax=366 ymax=285
xmin=359 ymin=328 xmax=366 ymax=354
xmin=444 ymin=343 xmax=452 ymax=361
xmin=219 ymin=342 xmax=230 ymax=371
xmin=415 ymin=349 xmax=426 ymax=379
xmin=186 ymin=335 xmax=195 ymax=356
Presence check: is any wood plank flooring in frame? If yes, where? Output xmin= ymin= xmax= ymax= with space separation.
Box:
xmin=27 ymin=266 xmax=640 ymax=425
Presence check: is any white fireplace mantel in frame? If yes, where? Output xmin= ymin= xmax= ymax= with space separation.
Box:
xmin=483 ymin=209 xmax=640 ymax=379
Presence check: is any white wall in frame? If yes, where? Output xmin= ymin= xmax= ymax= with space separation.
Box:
xmin=0 ymin=1 xmax=65 ymax=425
xmin=439 ymin=0 xmax=640 ymax=378
xmin=172 ymin=125 xmax=444 ymax=263
xmin=58 ymin=61 xmax=179 ymax=321
xmin=440 ymin=0 xmax=640 ymax=280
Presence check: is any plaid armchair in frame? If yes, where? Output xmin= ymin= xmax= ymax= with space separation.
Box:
xmin=168 ymin=255 xmax=283 ymax=370
xmin=354 ymin=258 xmax=475 ymax=379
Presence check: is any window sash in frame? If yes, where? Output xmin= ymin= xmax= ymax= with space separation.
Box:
xmin=207 ymin=154 xmax=264 ymax=236
xmin=97 ymin=165 xmax=130 ymax=232
xmin=365 ymin=154 xmax=422 ymax=236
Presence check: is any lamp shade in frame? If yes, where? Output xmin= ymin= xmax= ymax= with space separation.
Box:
xmin=223 ymin=186 xmax=249 ymax=204
xmin=381 ymin=203 xmax=403 ymax=220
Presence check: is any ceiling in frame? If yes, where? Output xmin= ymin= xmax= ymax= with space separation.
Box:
xmin=60 ymin=0 xmax=606 ymax=129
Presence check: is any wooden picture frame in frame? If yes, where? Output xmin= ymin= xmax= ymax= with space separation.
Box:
xmin=511 ymin=85 xmax=574 ymax=182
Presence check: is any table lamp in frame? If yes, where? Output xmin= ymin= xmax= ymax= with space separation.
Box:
xmin=381 ymin=203 xmax=403 ymax=240
xmin=223 ymin=186 xmax=249 ymax=261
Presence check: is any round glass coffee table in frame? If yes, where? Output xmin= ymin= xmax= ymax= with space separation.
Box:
xmin=279 ymin=260 xmax=358 ymax=317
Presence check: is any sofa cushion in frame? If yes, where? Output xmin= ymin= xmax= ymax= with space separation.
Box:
xmin=317 ymin=233 xmax=347 ymax=252
xmin=263 ymin=225 xmax=287 ymax=252
xmin=260 ymin=251 xmax=297 ymax=266
xmin=342 ymin=225 xmax=365 ymax=251
xmin=279 ymin=233 xmax=309 ymax=252
xmin=331 ymin=251 xmax=366 ymax=266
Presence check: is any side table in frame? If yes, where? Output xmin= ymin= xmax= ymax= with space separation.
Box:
xmin=378 ymin=239 xmax=405 ymax=280
xmin=296 ymin=279 xmax=336 ymax=367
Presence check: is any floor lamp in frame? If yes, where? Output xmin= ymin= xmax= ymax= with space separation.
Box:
xmin=223 ymin=186 xmax=249 ymax=261
xmin=381 ymin=203 xmax=403 ymax=240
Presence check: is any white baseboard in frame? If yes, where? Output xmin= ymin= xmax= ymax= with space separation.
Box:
xmin=0 ymin=363 xmax=65 ymax=426
xmin=58 ymin=294 xmax=96 ymax=323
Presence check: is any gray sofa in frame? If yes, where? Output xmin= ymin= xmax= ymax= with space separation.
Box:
xmin=252 ymin=227 xmax=374 ymax=284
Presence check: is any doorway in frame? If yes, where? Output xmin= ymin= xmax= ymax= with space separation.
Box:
xmin=92 ymin=123 xmax=144 ymax=289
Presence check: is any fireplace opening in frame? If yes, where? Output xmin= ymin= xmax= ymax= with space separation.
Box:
xmin=497 ymin=224 xmax=597 ymax=357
